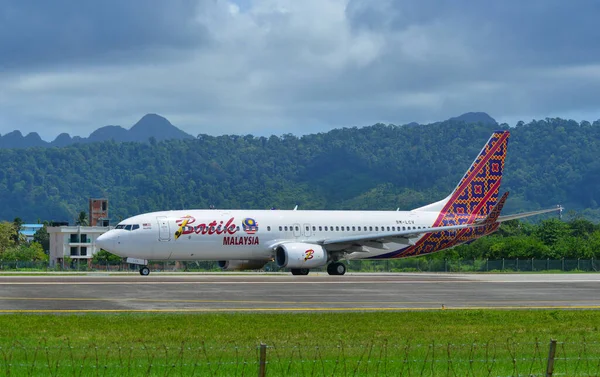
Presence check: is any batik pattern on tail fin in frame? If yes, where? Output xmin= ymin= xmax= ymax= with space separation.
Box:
xmin=386 ymin=131 xmax=510 ymax=258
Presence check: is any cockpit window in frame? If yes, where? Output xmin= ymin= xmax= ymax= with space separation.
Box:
xmin=132 ymin=224 xmax=139 ymax=230
xmin=125 ymin=225 xmax=132 ymax=231
xmin=115 ymin=225 xmax=125 ymax=229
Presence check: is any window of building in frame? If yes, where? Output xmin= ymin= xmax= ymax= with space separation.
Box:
xmin=81 ymin=234 xmax=88 ymax=243
xmin=70 ymin=234 xmax=79 ymax=243
xmin=70 ymin=247 xmax=78 ymax=256
xmin=80 ymin=247 xmax=87 ymax=256
xmin=102 ymin=201 xmax=107 ymax=211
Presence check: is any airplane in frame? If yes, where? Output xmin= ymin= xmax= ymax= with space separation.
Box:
xmin=96 ymin=130 xmax=563 ymax=276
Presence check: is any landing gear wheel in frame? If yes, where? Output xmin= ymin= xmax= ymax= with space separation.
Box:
xmin=139 ymin=266 xmax=150 ymax=276
xmin=291 ymin=268 xmax=310 ymax=276
xmin=327 ymin=262 xmax=346 ymax=276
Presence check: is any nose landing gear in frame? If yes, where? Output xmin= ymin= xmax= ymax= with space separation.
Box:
xmin=139 ymin=266 xmax=150 ymax=276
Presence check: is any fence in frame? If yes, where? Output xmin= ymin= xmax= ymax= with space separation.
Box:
xmin=1 ymin=258 xmax=599 ymax=273
xmin=1 ymin=339 xmax=599 ymax=376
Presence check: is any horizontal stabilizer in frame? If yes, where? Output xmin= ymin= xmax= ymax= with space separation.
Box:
xmin=496 ymin=205 xmax=564 ymax=223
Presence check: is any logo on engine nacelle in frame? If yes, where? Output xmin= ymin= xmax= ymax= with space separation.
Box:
xmin=304 ymin=249 xmax=315 ymax=261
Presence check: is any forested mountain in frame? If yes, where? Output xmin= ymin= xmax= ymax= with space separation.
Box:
xmin=0 ymin=117 xmax=598 ymax=223
xmin=0 ymin=114 xmax=193 ymax=149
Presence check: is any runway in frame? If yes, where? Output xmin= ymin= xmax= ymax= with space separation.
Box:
xmin=0 ymin=273 xmax=599 ymax=313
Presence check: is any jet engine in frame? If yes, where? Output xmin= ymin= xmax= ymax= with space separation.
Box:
xmin=275 ymin=243 xmax=328 ymax=269
xmin=217 ymin=260 xmax=268 ymax=271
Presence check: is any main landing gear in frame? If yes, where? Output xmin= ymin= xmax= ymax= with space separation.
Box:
xmin=139 ymin=266 xmax=150 ymax=276
xmin=291 ymin=268 xmax=310 ymax=276
xmin=327 ymin=262 xmax=346 ymax=276
xmin=290 ymin=262 xmax=347 ymax=276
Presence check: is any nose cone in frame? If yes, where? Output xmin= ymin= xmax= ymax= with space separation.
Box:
xmin=96 ymin=231 xmax=115 ymax=252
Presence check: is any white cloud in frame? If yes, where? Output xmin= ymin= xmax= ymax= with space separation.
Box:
xmin=1 ymin=0 xmax=600 ymax=140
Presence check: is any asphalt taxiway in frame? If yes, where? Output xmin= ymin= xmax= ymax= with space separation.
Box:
xmin=0 ymin=273 xmax=599 ymax=313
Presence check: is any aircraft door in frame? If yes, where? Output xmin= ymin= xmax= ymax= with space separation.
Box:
xmin=157 ymin=216 xmax=171 ymax=241
xmin=293 ymin=223 xmax=301 ymax=238
xmin=303 ymin=223 xmax=312 ymax=237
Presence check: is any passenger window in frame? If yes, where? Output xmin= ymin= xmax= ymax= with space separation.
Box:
xmin=352 ymin=226 xmax=355 ymax=231
xmin=387 ymin=226 xmax=390 ymax=231
xmin=132 ymin=224 xmax=139 ymax=230
xmin=375 ymin=226 xmax=379 ymax=231
xmin=267 ymin=226 xmax=271 ymax=231
xmin=324 ymin=226 xmax=328 ymax=231
xmin=335 ymin=226 xmax=339 ymax=231
xmin=284 ymin=226 xmax=288 ymax=231
xmin=312 ymin=226 xmax=316 ymax=231
xmin=369 ymin=226 xmax=373 ymax=231
xmin=279 ymin=226 xmax=282 ymax=231
xmin=295 ymin=226 xmax=299 ymax=231
xmin=319 ymin=226 xmax=322 ymax=231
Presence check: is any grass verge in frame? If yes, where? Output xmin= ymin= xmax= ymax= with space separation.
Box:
xmin=1 ymin=310 xmax=599 ymax=376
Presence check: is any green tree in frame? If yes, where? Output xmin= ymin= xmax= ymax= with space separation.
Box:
xmin=33 ymin=225 xmax=50 ymax=253
xmin=76 ymin=211 xmax=89 ymax=226
xmin=12 ymin=217 xmax=23 ymax=244
xmin=0 ymin=221 xmax=16 ymax=252
xmin=0 ymin=242 xmax=47 ymax=262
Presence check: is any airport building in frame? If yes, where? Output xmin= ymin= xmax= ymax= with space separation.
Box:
xmin=19 ymin=223 xmax=44 ymax=242
xmin=47 ymin=198 xmax=112 ymax=268
xmin=47 ymin=225 xmax=110 ymax=267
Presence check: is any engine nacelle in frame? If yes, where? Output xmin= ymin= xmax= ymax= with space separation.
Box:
xmin=218 ymin=260 xmax=268 ymax=271
xmin=275 ymin=243 xmax=328 ymax=269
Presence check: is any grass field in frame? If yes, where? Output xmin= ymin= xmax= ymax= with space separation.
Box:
xmin=1 ymin=310 xmax=600 ymax=376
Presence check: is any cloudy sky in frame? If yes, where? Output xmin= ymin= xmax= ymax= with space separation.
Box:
xmin=1 ymin=0 xmax=600 ymax=140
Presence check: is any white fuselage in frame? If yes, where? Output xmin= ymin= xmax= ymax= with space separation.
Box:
xmin=99 ymin=209 xmax=439 ymax=261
